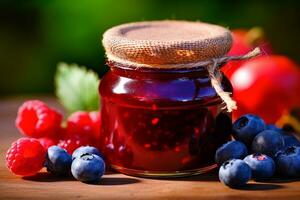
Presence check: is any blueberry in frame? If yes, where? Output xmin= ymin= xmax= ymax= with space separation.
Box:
xmin=72 ymin=146 xmax=103 ymax=160
xmin=252 ymin=130 xmax=284 ymax=158
xmin=45 ymin=145 xmax=72 ymax=175
xmin=71 ymin=153 xmax=105 ymax=183
xmin=266 ymin=124 xmax=284 ymax=133
xmin=244 ymin=153 xmax=275 ymax=180
xmin=267 ymin=125 xmax=300 ymax=148
xmin=275 ymin=146 xmax=300 ymax=177
xmin=215 ymin=141 xmax=248 ymax=166
xmin=233 ymin=114 xmax=266 ymax=146
xmin=282 ymin=134 xmax=300 ymax=148
xmin=219 ymin=159 xmax=252 ymax=188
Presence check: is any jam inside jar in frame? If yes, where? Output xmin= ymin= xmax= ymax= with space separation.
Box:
xmin=99 ymin=64 xmax=233 ymax=177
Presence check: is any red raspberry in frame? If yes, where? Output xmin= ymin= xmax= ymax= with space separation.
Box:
xmin=6 ymin=138 xmax=45 ymax=176
xmin=15 ymin=100 xmax=63 ymax=138
xmin=66 ymin=111 xmax=100 ymax=140
xmin=89 ymin=111 xmax=101 ymax=140
xmin=58 ymin=135 xmax=92 ymax=154
xmin=37 ymin=137 xmax=58 ymax=151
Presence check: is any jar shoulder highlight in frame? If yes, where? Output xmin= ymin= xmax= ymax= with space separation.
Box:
xmin=99 ymin=68 xmax=232 ymax=108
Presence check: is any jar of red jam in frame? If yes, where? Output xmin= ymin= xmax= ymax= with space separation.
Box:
xmin=100 ymin=21 xmax=234 ymax=177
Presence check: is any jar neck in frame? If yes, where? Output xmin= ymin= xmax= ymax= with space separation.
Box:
xmin=107 ymin=61 xmax=221 ymax=79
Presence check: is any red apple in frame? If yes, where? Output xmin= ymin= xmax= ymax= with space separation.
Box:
xmin=230 ymin=55 xmax=300 ymax=124
xmin=222 ymin=27 xmax=272 ymax=78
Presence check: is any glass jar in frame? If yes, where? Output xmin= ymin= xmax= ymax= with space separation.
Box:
xmin=100 ymin=20 xmax=234 ymax=177
xmin=99 ymin=63 xmax=232 ymax=177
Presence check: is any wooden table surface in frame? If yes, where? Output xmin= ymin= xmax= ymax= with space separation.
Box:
xmin=1 ymin=96 xmax=300 ymax=200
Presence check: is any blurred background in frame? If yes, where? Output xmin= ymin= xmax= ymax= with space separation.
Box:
xmin=1 ymin=0 xmax=300 ymax=96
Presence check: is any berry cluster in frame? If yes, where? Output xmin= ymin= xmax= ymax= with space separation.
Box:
xmin=6 ymin=100 xmax=102 ymax=179
xmin=59 ymin=111 xmax=101 ymax=154
xmin=216 ymin=114 xmax=300 ymax=188
xmin=6 ymin=100 xmax=300 ymax=186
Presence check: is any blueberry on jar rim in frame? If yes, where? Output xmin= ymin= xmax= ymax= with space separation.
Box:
xmin=232 ymin=114 xmax=266 ymax=147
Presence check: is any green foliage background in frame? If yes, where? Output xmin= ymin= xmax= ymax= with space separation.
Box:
xmin=0 ymin=0 xmax=300 ymax=95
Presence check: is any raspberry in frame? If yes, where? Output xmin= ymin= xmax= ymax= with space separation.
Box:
xmin=66 ymin=111 xmax=100 ymax=140
xmin=58 ymin=135 xmax=92 ymax=154
xmin=89 ymin=111 xmax=101 ymax=140
xmin=6 ymin=138 xmax=45 ymax=176
xmin=15 ymin=100 xmax=63 ymax=138
xmin=37 ymin=137 xmax=58 ymax=151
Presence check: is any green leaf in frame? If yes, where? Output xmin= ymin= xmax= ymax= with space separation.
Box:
xmin=55 ymin=62 xmax=100 ymax=113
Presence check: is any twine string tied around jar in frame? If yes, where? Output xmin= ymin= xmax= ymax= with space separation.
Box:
xmin=207 ymin=47 xmax=261 ymax=112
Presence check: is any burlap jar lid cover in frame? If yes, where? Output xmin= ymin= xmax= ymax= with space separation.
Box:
xmin=102 ymin=20 xmax=260 ymax=112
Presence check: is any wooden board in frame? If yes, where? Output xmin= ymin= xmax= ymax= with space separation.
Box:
xmin=1 ymin=97 xmax=300 ymax=200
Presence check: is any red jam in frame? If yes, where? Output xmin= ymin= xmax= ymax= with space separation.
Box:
xmin=99 ymin=64 xmax=233 ymax=177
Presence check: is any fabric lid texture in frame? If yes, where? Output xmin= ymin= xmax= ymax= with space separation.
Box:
xmin=102 ymin=20 xmax=232 ymax=68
